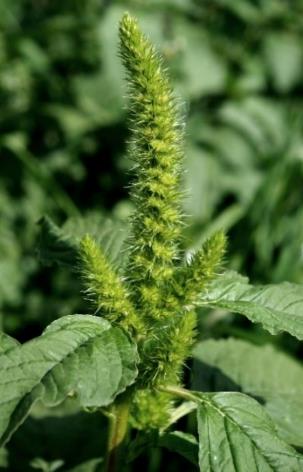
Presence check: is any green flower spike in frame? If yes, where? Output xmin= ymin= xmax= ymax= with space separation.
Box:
xmin=79 ymin=13 xmax=226 ymax=430
xmin=119 ymin=13 xmax=184 ymax=322
xmin=80 ymin=234 xmax=144 ymax=335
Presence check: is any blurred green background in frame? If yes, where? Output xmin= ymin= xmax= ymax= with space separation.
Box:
xmin=0 ymin=0 xmax=303 ymax=470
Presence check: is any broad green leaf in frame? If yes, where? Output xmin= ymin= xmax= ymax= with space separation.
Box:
xmin=37 ymin=214 xmax=129 ymax=268
xmin=201 ymin=271 xmax=303 ymax=340
xmin=197 ymin=392 xmax=303 ymax=472
xmin=193 ymin=338 xmax=303 ymax=446
xmin=158 ymin=431 xmax=198 ymax=465
xmin=0 ymin=332 xmax=19 ymax=354
xmin=264 ymin=33 xmax=302 ymax=93
xmin=0 ymin=315 xmax=138 ymax=446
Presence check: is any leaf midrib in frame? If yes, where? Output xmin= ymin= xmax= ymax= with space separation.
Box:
xmin=199 ymin=394 xmax=302 ymax=470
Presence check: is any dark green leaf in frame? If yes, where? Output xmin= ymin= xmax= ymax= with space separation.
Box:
xmin=159 ymin=431 xmax=198 ymax=465
xmin=37 ymin=215 xmax=129 ymax=268
xmin=0 ymin=315 xmax=138 ymax=446
xmin=197 ymin=392 xmax=303 ymax=471
xmin=201 ymin=271 xmax=303 ymax=340
xmin=193 ymin=338 xmax=303 ymax=446
xmin=66 ymin=458 xmax=103 ymax=472
xmin=37 ymin=216 xmax=77 ymax=267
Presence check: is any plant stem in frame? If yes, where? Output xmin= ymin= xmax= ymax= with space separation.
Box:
xmin=158 ymin=385 xmax=199 ymax=403
xmin=105 ymin=394 xmax=131 ymax=472
xmin=164 ymin=400 xmax=197 ymax=429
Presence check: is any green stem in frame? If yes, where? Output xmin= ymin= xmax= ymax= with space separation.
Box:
xmin=105 ymin=394 xmax=131 ymax=472
xmin=165 ymin=400 xmax=197 ymax=429
xmin=158 ymin=385 xmax=199 ymax=403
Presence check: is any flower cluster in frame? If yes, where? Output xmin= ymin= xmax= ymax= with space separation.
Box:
xmin=79 ymin=13 xmax=226 ymax=429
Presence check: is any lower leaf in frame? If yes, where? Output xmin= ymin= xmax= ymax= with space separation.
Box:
xmin=0 ymin=315 xmax=138 ymax=446
xmin=158 ymin=431 xmax=198 ymax=465
xmin=192 ymin=338 xmax=303 ymax=447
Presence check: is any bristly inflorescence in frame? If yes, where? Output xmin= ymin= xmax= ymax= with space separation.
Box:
xmin=80 ymin=234 xmax=145 ymax=335
xmin=79 ymin=13 xmax=226 ymax=430
xmin=119 ymin=13 xmax=184 ymax=321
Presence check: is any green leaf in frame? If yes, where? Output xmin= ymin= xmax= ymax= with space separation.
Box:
xmin=184 ymin=144 xmax=223 ymax=221
xmin=0 ymin=446 xmax=8 ymax=467
xmin=201 ymin=271 xmax=303 ymax=340
xmin=37 ymin=216 xmax=77 ymax=267
xmin=66 ymin=458 xmax=103 ymax=472
xmin=0 ymin=223 xmax=25 ymax=306
xmin=197 ymin=392 xmax=303 ymax=472
xmin=158 ymin=431 xmax=198 ymax=465
xmin=30 ymin=457 xmax=64 ymax=472
xmin=0 ymin=332 xmax=19 ymax=354
xmin=127 ymin=430 xmax=199 ymax=466
xmin=37 ymin=214 xmax=129 ymax=268
xmin=173 ymin=17 xmax=227 ymax=98
xmin=193 ymin=338 xmax=303 ymax=446
xmin=0 ymin=315 xmax=138 ymax=446
xmin=264 ymin=33 xmax=303 ymax=93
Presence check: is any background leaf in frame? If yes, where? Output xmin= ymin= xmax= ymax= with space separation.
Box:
xmin=37 ymin=214 xmax=130 ymax=268
xmin=158 ymin=431 xmax=198 ymax=465
xmin=5 ymin=406 xmax=106 ymax=472
xmin=264 ymin=33 xmax=303 ymax=93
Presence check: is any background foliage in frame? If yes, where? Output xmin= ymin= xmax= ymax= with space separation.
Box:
xmin=0 ymin=0 xmax=303 ymax=470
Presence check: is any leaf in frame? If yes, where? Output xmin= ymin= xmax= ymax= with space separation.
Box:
xmin=197 ymin=392 xmax=303 ymax=472
xmin=0 ymin=332 xmax=19 ymax=354
xmin=201 ymin=271 xmax=303 ymax=340
xmin=0 ymin=315 xmax=138 ymax=446
xmin=30 ymin=457 xmax=64 ymax=471
xmin=184 ymin=144 xmax=223 ymax=221
xmin=173 ymin=17 xmax=227 ymax=98
xmin=37 ymin=216 xmax=77 ymax=267
xmin=0 ymin=223 xmax=25 ymax=306
xmin=193 ymin=338 xmax=303 ymax=446
xmin=264 ymin=33 xmax=303 ymax=93
xmin=127 ymin=430 xmax=199 ymax=466
xmin=126 ymin=431 xmax=157 ymax=463
xmin=158 ymin=431 xmax=198 ymax=465
xmin=66 ymin=458 xmax=103 ymax=472
xmin=37 ymin=214 xmax=129 ymax=268
xmin=0 ymin=446 xmax=8 ymax=467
